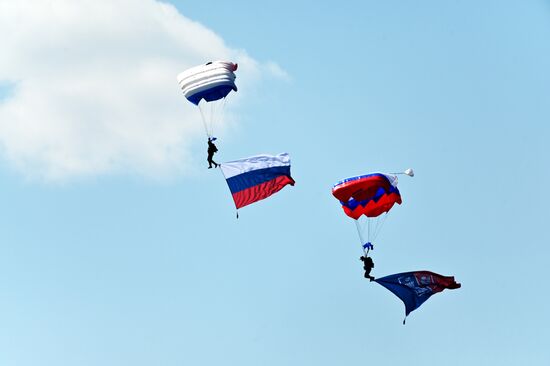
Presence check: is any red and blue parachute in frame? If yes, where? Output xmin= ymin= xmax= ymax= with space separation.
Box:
xmin=332 ymin=173 xmax=402 ymax=220
xmin=332 ymin=171 xmax=411 ymax=252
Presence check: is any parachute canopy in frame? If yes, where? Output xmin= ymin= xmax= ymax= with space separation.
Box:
xmin=332 ymin=173 xmax=402 ymax=220
xmin=177 ymin=61 xmax=238 ymax=105
xmin=375 ymin=271 xmax=461 ymax=323
xmin=220 ymin=153 xmax=295 ymax=210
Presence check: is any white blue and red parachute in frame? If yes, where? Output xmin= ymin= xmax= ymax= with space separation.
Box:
xmin=220 ymin=153 xmax=295 ymax=211
xmin=177 ymin=61 xmax=238 ymax=138
xmin=177 ymin=61 xmax=238 ymax=105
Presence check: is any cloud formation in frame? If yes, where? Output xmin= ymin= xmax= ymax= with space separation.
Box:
xmin=0 ymin=0 xmax=275 ymax=181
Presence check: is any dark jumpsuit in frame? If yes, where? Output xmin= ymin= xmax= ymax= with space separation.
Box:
xmin=360 ymin=256 xmax=375 ymax=280
xmin=207 ymin=139 xmax=218 ymax=168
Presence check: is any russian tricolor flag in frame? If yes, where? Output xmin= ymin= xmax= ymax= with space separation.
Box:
xmin=220 ymin=153 xmax=295 ymax=210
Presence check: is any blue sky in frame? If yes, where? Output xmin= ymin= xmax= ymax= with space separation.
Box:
xmin=1 ymin=1 xmax=549 ymax=365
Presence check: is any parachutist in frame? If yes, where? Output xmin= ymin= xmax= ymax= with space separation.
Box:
xmin=207 ymin=137 xmax=219 ymax=169
xmin=360 ymin=255 xmax=375 ymax=281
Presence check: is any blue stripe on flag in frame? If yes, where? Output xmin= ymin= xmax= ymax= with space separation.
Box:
xmin=225 ymin=165 xmax=291 ymax=194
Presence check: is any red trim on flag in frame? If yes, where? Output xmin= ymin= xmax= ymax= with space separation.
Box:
xmin=231 ymin=175 xmax=295 ymax=209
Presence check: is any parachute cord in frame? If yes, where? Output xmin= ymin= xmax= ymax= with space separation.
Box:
xmin=198 ymin=103 xmax=211 ymax=138
xmin=213 ymin=97 xmax=228 ymax=138
xmin=208 ymin=102 xmax=215 ymax=137
xmin=356 ymin=220 xmax=374 ymax=254
xmin=209 ymin=101 xmax=215 ymax=137
xmin=211 ymin=97 xmax=226 ymax=137
xmin=355 ymin=220 xmax=366 ymax=252
xmin=198 ymin=94 xmax=232 ymax=139
xmin=372 ymin=213 xmax=389 ymax=243
xmin=211 ymin=101 xmax=217 ymax=137
xmin=372 ymin=216 xmax=378 ymax=241
xmin=368 ymin=218 xmax=371 ymax=244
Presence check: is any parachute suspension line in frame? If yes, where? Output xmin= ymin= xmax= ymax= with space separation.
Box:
xmin=198 ymin=103 xmax=211 ymax=138
xmin=368 ymin=217 xmax=372 ymax=244
xmin=363 ymin=217 xmax=373 ymax=251
xmin=355 ymin=214 xmax=388 ymax=254
xmin=211 ymin=101 xmax=219 ymax=137
xmin=211 ymin=97 xmax=228 ymax=138
xmin=208 ymin=100 xmax=215 ymax=137
xmin=208 ymin=102 xmax=215 ymax=137
xmin=372 ymin=213 xmax=389 ymax=243
xmin=355 ymin=220 xmax=366 ymax=253
xmin=201 ymin=97 xmax=228 ymax=138
xmin=373 ymin=217 xmax=381 ymax=241
xmin=356 ymin=218 xmax=373 ymax=254
xmin=368 ymin=217 xmax=376 ymax=251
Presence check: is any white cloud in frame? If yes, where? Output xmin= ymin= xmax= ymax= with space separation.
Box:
xmin=0 ymin=0 xmax=285 ymax=181
xmin=265 ymin=61 xmax=291 ymax=82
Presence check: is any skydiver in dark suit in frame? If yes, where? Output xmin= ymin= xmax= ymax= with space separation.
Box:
xmin=360 ymin=255 xmax=375 ymax=281
xmin=207 ymin=137 xmax=219 ymax=169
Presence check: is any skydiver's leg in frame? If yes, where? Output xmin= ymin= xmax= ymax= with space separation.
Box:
xmin=364 ymin=268 xmax=374 ymax=281
xmin=207 ymin=153 xmax=214 ymax=168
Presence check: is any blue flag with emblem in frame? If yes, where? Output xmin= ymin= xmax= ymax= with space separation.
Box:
xmin=375 ymin=271 xmax=461 ymax=324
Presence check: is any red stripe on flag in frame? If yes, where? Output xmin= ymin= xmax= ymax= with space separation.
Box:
xmin=232 ymin=175 xmax=295 ymax=209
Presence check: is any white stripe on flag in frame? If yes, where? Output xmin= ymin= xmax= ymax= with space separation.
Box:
xmin=220 ymin=153 xmax=291 ymax=179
